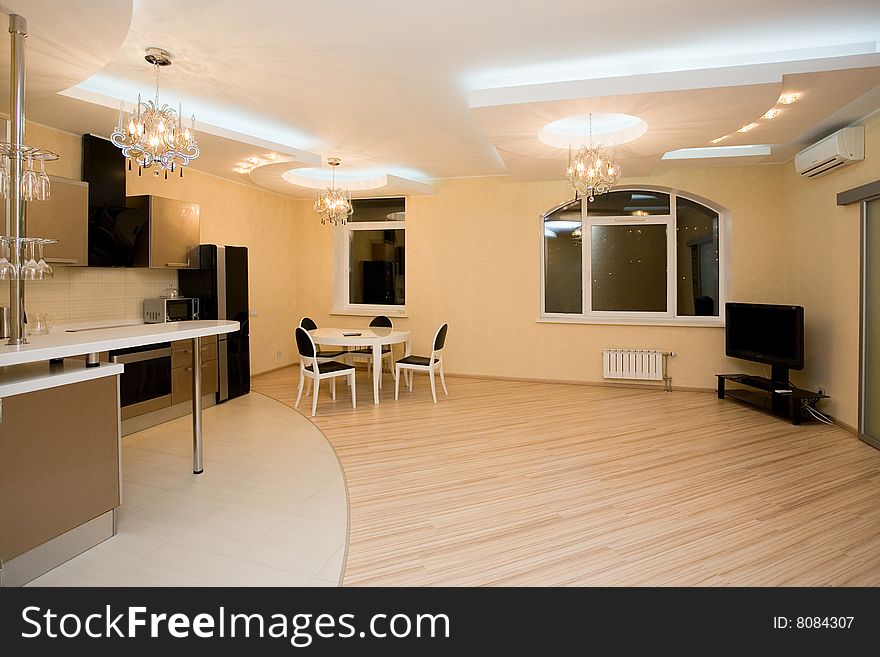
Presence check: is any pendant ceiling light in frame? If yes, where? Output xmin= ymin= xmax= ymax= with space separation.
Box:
xmin=110 ymin=48 xmax=199 ymax=178
xmin=314 ymin=157 xmax=354 ymax=225
xmin=565 ymin=113 xmax=621 ymax=201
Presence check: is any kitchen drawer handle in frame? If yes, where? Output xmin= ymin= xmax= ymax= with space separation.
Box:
xmin=166 ymin=261 xmax=191 ymax=268
xmin=46 ymin=257 xmax=80 ymax=264
xmin=113 ymin=347 xmax=172 ymax=364
xmin=184 ymin=364 xmax=210 ymax=372
xmin=179 ymin=346 xmax=211 ymax=354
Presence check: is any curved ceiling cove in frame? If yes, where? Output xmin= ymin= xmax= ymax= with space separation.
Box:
xmin=538 ymin=113 xmax=648 ymax=148
xmin=249 ymin=160 xmax=434 ymax=199
xmin=0 ymin=0 xmax=133 ymax=107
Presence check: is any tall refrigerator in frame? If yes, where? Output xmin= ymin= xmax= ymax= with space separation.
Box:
xmin=179 ymin=245 xmax=251 ymax=402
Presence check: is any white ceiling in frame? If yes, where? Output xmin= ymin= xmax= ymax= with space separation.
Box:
xmin=10 ymin=0 xmax=880 ymax=196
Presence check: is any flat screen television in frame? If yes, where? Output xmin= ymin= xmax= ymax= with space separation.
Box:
xmin=725 ymin=302 xmax=804 ymax=383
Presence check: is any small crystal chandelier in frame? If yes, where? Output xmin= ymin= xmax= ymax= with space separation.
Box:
xmin=110 ymin=48 xmax=199 ymax=177
xmin=314 ymin=157 xmax=353 ymax=225
xmin=565 ymin=113 xmax=621 ymax=201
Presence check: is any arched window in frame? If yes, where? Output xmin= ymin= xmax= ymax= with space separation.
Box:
xmin=541 ymin=188 xmax=729 ymax=325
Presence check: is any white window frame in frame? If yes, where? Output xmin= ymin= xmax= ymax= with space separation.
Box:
xmin=333 ymin=208 xmax=407 ymax=317
xmin=539 ymin=186 xmax=730 ymax=327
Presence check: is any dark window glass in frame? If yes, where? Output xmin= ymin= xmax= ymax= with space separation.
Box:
xmin=676 ymin=197 xmax=719 ymax=316
xmin=350 ymin=229 xmax=405 ymax=305
xmin=585 ymin=190 xmax=670 ymax=217
xmin=350 ymin=197 xmax=405 ymax=222
xmin=544 ymin=200 xmax=583 ymax=313
xmin=590 ymin=224 xmax=667 ymax=311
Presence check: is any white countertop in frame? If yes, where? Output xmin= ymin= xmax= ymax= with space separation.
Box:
xmin=0 ymin=320 xmax=239 ymax=367
xmin=0 ymin=360 xmax=125 ymax=398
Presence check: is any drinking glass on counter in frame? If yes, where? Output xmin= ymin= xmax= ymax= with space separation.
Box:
xmin=27 ymin=312 xmax=51 ymax=335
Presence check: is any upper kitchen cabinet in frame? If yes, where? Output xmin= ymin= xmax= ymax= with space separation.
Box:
xmin=24 ymin=176 xmax=89 ymax=266
xmin=127 ymin=195 xmax=200 ymax=269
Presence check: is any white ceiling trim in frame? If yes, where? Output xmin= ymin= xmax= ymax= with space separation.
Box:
xmin=59 ymin=85 xmax=321 ymax=161
xmin=469 ymin=49 xmax=880 ymax=108
xmin=248 ymin=160 xmax=434 ymax=199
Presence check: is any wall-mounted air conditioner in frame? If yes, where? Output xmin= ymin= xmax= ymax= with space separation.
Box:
xmin=794 ymin=126 xmax=864 ymax=178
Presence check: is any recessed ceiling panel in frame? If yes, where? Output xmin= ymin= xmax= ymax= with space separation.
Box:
xmin=0 ymin=0 xmax=133 ymax=108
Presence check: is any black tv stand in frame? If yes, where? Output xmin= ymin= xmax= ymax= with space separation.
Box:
xmin=769 ymin=365 xmax=789 ymax=388
xmin=716 ymin=374 xmax=829 ymax=425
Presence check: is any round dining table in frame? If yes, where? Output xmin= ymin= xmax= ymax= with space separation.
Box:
xmin=309 ymin=327 xmax=411 ymax=405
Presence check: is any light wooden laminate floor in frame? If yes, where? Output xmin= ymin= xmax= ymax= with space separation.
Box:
xmin=252 ymin=366 xmax=880 ymax=586
xmin=28 ymin=393 xmax=347 ymax=587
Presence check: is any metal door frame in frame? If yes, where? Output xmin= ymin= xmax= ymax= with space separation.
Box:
xmin=859 ymin=195 xmax=880 ymax=448
xmin=838 ymin=179 xmax=880 ymax=448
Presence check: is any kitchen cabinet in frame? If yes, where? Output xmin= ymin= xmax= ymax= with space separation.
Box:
xmin=171 ymin=335 xmax=219 ymax=405
xmin=0 ymin=373 xmax=120 ymax=584
xmin=22 ymin=176 xmax=89 ymax=266
xmin=127 ymin=195 xmax=200 ymax=269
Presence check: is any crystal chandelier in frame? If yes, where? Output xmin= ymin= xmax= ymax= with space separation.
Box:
xmin=314 ymin=157 xmax=353 ymax=225
xmin=110 ymin=48 xmax=199 ymax=177
xmin=565 ymin=113 xmax=621 ymax=201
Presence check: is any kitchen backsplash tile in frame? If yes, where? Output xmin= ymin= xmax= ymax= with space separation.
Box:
xmin=0 ymin=267 xmax=178 ymax=326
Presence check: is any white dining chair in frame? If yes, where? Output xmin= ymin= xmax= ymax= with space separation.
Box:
xmin=295 ymin=327 xmax=356 ymax=416
xmin=394 ymin=323 xmax=448 ymax=403
xmin=299 ymin=316 xmax=349 ymax=395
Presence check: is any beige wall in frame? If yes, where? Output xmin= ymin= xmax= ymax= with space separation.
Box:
xmin=294 ymin=167 xmax=790 ymax=388
xmin=781 ymin=112 xmax=880 ymax=428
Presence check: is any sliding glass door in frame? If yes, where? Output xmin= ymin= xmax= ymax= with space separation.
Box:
xmin=862 ymin=197 xmax=880 ymax=448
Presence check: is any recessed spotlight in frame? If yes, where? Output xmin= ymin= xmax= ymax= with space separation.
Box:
xmin=778 ymin=93 xmax=800 ymax=105
xmin=248 ymin=156 xmax=260 ymax=164
xmin=710 ymin=136 xmax=726 ymax=144
xmin=234 ymin=167 xmax=249 ymax=174
xmin=737 ymin=123 xmax=757 ymax=133
xmin=763 ymin=109 xmax=783 ymax=120
xmin=266 ymin=153 xmax=280 ymax=160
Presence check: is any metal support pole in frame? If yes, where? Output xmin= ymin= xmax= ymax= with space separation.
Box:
xmin=191 ymin=336 xmax=203 ymax=474
xmin=7 ymin=14 xmax=27 ymax=345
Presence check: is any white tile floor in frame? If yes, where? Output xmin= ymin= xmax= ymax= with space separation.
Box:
xmin=27 ymin=393 xmax=348 ymax=587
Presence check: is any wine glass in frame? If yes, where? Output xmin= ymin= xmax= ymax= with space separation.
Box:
xmin=0 ymin=156 xmax=9 ymax=199
xmin=20 ymin=240 xmax=39 ymax=280
xmin=37 ymin=157 xmax=51 ymax=201
xmin=21 ymin=156 xmax=38 ymax=202
xmin=0 ymin=237 xmax=15 ymax=280
xmin=36 ymin=239 xmax=53 ymax=279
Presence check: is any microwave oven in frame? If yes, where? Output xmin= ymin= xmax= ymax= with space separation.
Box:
xmin=143 ymin=297 xmax=200 ymax=323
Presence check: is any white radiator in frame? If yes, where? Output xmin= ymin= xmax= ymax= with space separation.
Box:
xmin=602 ymin=349 xmax=675 ymax=391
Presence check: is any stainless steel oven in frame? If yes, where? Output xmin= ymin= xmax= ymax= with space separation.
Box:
xmin=110 ymin=343 xmax=172 ymax=420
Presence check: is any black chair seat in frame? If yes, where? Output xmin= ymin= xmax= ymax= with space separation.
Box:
xmin=396 ymin=355 xmax=437 ymax=367
xmin=350 ymin=346 xmax=391 ymax=354
xmin=316 ymin=349 xmax=348 ymax=359
xmin=304 ymin=360 xmax=354 ymax=373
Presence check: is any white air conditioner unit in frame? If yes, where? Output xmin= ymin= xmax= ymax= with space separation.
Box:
xmin=795 ymin=126 xmax=864 ymax=178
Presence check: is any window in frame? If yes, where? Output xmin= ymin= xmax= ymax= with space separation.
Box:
xmin=540 ymin=188 xmax=727 ymax=324
xmin=334 ymin=198 xmax=406 ymax=315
